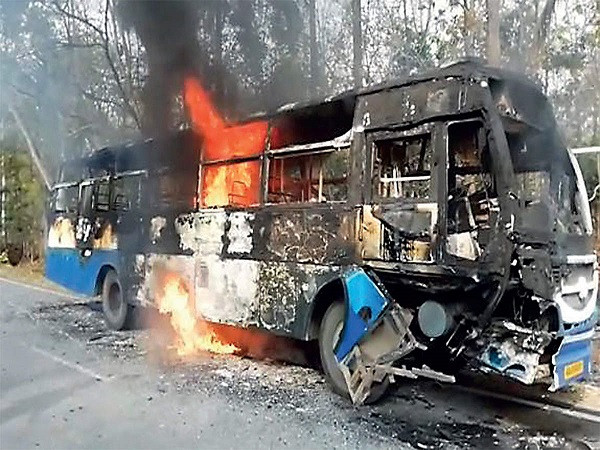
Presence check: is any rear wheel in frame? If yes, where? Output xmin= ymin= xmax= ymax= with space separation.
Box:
xmin=101 ymin=270 xmax=133 ymax=330
xmin=318 ymin=301 xmax=390 ymax=404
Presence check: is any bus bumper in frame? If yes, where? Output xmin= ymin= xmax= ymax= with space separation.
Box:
xmin=550 ymin=328 xmax=594 ymax=391
xmin=334 ymin=268 xmax=454 ymax=405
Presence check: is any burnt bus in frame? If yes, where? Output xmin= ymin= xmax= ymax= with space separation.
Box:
xmin=46 ymin=61 xmax=597 ymax=404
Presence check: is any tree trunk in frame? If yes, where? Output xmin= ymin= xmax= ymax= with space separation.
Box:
xmin=308 ymin=0 xmax=318 ymax=96
xmin=213 ymin=4 xmax=224 ymax=102
xmin=352 ymin=0 xmax=363 ymax=88
xmin=529 ymin=0 xmax=557 ymax=72
xmin=486 ymin=0 xmax=501 ymax=66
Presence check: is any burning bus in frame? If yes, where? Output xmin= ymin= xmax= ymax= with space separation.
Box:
xmin=46 ymin=61 xmax=597 ymax=404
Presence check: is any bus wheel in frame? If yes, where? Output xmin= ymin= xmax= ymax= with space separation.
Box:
xmin=102 ymin=270 xmax=133 ymax=330
xmin=318 ymin=301 xmax=390 ymax=404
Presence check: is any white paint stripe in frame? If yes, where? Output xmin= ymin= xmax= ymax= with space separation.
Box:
xmin=29 ymin=345 xmax=106 ymax=382
xmin=0 ymin=277 xmax=87 ymax=302
xmin=454 ymin=385 xmax=600 ymax=424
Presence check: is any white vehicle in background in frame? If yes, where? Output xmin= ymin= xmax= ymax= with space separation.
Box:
xmin=570 ymin=146 xmax=599 ymax=325
xmin=570 ymin=147 xmax=600 ymax=203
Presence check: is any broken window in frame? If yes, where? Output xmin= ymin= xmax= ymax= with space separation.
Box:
xmin=506 ymin=129 xmax=585 ymax=234
xmin=200 ymin=160 xmax=262 ymax=208
xmin=155 ymin=170 xmax=199 ymax=210
xmin=79 ymin=183 xmax=94 ymax=216
xmin=446 ymin=120 xmax=496 ymax=260
xmin=112 ymin=175 xmax=142 ymax=211
xmin=267 ymin=148 xmax=349 ymax=204
xmin=372 ymin=134 xmax=432 ymax=200
xmin=54 ymin=185 xmax=79 ymax=213
xmin=96 ymin=181 xmax=110 ymax=212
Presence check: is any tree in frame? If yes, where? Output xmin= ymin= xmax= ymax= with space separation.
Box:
xmin=308 ymin=0 xmax=319 ymax=96
xmin=0 ymin=133 xmax=44 ymax=261
xmin=486 ymin=0 xmax=501 ymax=66
xmin=352 ymin=0 xmax=363 ymax=88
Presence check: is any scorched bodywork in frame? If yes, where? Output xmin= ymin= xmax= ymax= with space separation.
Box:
xmin=45 ymin=61 xmax=597 ymax=404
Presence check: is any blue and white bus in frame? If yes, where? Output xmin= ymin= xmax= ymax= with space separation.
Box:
xmin=46 ymin=62 xmax=597 ymax=404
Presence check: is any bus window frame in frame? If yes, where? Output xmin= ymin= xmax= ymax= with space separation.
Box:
xmin=197 ymin=155 xmax=265 ymax=210
xmin=263 ymin=145 xmax=351 ymax=206
xmin=95 ymin=179 xmax=111 ymax=212
xmin=195 ymin=130 xmax=353 ymax=210
xmin=112 ymin=170 xmax=146 ymax=212
xmin=78 ymin=179 xmax=98 ymax=216
xmin=368 ymin=123 xmax=437 ymax=205
xmin=52 ymin=181 xmax=80 ymax=214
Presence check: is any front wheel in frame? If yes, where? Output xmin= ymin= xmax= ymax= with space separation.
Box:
xmin=102 ymin=270 xmax=133 ymax=330
xmin=318 ymin=301 xmax=390 ymax=404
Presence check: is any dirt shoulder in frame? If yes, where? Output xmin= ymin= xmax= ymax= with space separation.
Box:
xmin=0 ymin=261 xmax=75 ymax=295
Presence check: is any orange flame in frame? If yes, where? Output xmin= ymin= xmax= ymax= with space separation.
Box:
xmin=157 ymin=274 xmax=238 ymax=356
xmin=184 ymin=77 xmax=271 ymax=207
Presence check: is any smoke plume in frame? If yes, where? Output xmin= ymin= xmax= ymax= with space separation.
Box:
xmin=118 ymin=0 xmax=237 ymax=135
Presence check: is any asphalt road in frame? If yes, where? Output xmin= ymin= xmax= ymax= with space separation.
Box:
xmin=1 ymin=278 xmax=599 ymax=449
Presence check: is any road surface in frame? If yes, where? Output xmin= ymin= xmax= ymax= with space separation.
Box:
xmin=1 ymin=278 xmax=599 ymax=449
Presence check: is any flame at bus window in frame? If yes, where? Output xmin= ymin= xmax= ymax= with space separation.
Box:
xmin=202 ymin=161 xmax=261 ymax=207
xmin=184 ymin=77 xmax=272 ymax=208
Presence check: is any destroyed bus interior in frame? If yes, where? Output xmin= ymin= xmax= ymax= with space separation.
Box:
xmin=45 ymin=61 xmax=597 ymax=406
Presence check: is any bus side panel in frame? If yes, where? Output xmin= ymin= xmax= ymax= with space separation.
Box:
xmin=168 ymin=209 xmax=349 ymax=339
xmin=45 ymin=247 xmax=120 ymax=296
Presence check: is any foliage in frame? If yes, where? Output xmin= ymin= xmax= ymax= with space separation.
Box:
xmin=0 ymin=135 xmax=44 ymax=260
xmin=0 ymin=0 xmax=598 ymax=249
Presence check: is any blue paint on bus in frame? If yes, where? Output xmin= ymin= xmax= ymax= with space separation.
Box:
xmin=335 ymin=269 xmax=390 ymax=361
xmin=45 ymin=247 xmax=120 ymax=296
xmin=552 ymin=337 xmax=593 ymax=389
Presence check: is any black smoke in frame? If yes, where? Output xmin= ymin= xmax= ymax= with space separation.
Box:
xmin=118 ymin=0 xmax=306 ymax=136
xmin=118 ymin=1 xmax=235 ymax=135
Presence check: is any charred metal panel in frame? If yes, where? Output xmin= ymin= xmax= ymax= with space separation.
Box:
xmin=257 ymin=261 xmax=297 ymax=331
xmin=358 ymin=204 xmax=437 ymax=263
xmin=175 ymin=210 xmax=259 ymax=323
xmin=226 ymin=211 xmax=254 ymax=254
xmin=173 ymin=209 xmax=347 ymax=337
xmin=195 ymin=258 xmax=260 ymax=325
xmin=517 ymin=247 xmax=554 ymax=299
xmin=259 ymin=262 xmax=342 ymax=336
xmin=144 ymin=253 xmax=196 ymax=305
xmin=47 ymin=216 xmax=77 ymax=248
xmin=358 ymin=81 xmax=486 ymax=131
xmin=176 ymin=210 xmax=227 ymax=255
xmin=253 ymin=205 xmax=357 ymax=265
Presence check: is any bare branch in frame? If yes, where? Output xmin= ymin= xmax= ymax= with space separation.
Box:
xmin=51 ymin=0 xmax=104 ymax=37
xmin=8 ymin=105 xmax=52 ymax=190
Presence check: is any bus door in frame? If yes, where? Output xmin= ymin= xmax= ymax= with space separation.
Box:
xmin=75 ymin=180 xmax=96 ymax=251
xmin=111 ymin=172 xmax=144 ymax=253
xmin=444 ymin=119 xmax=498 ymax=263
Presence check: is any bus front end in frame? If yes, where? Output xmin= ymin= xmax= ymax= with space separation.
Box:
xmin=332 ymin=63 xmax=598 ymax=404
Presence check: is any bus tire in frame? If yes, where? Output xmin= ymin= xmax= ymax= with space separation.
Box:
xmin=101 ymin=270 xmax=132 ymax=331
xmin=318 ymin=301 xmax=390 ymax=404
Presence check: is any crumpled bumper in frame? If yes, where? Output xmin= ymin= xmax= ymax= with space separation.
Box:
xmin=477 ymin=319 xmax=595 ymax=390
xmin=334 ymin=268 xmax=454 ymax=405
xmin=550 ymin=328 xmax=594 ymax=391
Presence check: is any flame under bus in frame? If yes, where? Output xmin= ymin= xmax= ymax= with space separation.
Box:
xmin=46 ymin=61 xmax=597 ymax=403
